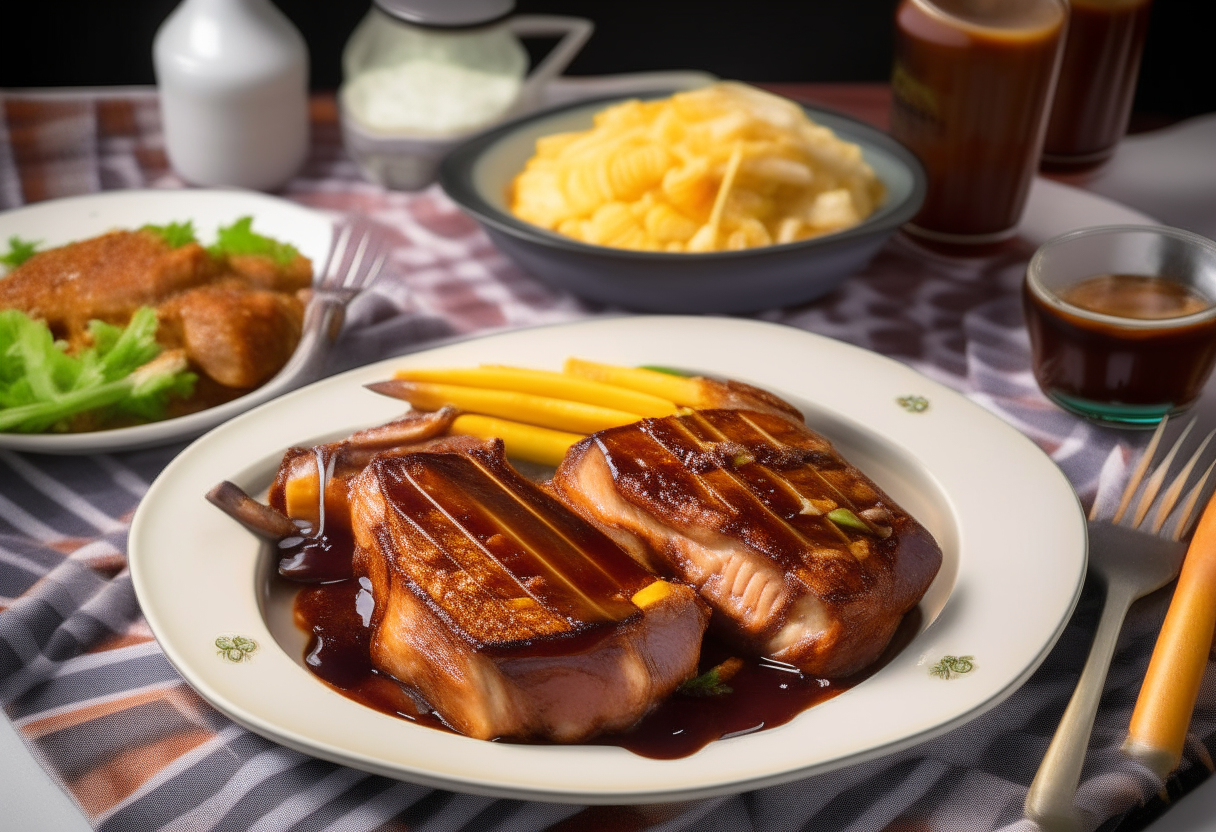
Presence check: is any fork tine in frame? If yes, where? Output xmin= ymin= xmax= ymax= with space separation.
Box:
xmin=1129 ymin=417 xmax=1196 ymax=528
xmin=1150 ymin=426 xmax=1216 ymax=534
xmin=1167 ymin=456 xmax=1216 ymax=541
xmin=324 ymin=224 xmax=354 ymax=286
xmin=363 ymin=250 xmax=387 ymax=288
xmin=343 ymin=231 xmax=371 ymax=291
xmin=1111 ymin=416 xmax=1169 ymax=524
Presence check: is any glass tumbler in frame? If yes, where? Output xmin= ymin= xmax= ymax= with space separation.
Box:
xmin=1024 ymin=225 xmax=1216 ymax=426
xmin=1041 ymin=0 xmax=1154 ymax=169
xmin=890 ymin=0 xmax=1067 ymax=244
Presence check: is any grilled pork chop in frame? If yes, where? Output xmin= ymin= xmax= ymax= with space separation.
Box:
xmin=348 ymin=441 xmax=709 ymax=741
xmin=551 ymin=409 xmax=942 ymax=678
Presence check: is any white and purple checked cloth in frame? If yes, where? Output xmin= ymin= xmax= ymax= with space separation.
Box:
xmin=1 ymin=87 xmax=1213 ymax=832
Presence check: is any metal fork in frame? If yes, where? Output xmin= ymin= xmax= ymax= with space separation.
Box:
xmin=1024 ymin=417 xmax=1216 ymax=832
xmin=237 ymin=220 xmax=388 ymax=408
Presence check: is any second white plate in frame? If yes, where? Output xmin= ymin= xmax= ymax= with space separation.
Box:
xmin=0 ymin=189 xmax=333 ymax=454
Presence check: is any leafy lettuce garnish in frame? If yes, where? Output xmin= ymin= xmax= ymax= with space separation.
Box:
xmin=0 ymin=236 xmax=41 ymax=269
xmin=141 ymin=220 xmax=198 ymax=248
xmin=208 ymin=216 xmax=300 ymax=265
xmin=0 ymin=307 xmax=196 ymax=433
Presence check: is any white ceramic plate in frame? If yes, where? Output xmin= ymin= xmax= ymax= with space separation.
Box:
xmin=129 ymin=316 xmax=1087 ymax=804
xmin=0 ymin=189 xmax=333 ymax=454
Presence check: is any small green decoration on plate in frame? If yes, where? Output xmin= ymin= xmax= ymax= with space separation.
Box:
xmin=897 ymin=395 xmax=929 ymax=413
xmin=216 ymin=635 xmax=258 ymax=663
xmin=929 ymin=655 xmax=974 ymax=680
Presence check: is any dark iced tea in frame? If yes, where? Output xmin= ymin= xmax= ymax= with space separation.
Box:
xmin=890 ymin=0 xmax=1066 ymax=242
xmin=1042 ymin=0 xmax=1154 ymax=168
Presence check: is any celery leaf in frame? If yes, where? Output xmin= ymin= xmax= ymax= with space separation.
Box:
xmin=0 ymin=236 xmax=41 ymax=268
xmin=141 ymin=220 xmax=198 ymax=248
xmin=208 ymin=216 xmax=299 ymax=265
xmin=0 ymin=308 xmax=195 ymax=433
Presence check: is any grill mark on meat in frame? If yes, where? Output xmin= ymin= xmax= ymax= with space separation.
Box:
xmin=651 ymin=418 xmax=822 ymax=561
xmin=347 ymin=445 xmax=709 ymax=741
xmin=710 ymin=412 xmax=858 ymax=510
xmin=374 ymin=468 xmax=572 ymax=643
xmin=372 ymin=447 xmax=657 ymax=641
xmin=367 ymin=489 xmax=575 ymax=649
xmin=463 ymin=452 xmax=655 ymax=614
xmin=387 ymin=462 xmax=557 ymax=615
xmin=388 ymin=453 xmax=636 ymax=625
xmin=642 ymin=415 xmax=840 ymax=567
xmin=551 ymin=409 xmax=943 ymax=677
xmin=674 ymin=412 xmax=847 ymax=549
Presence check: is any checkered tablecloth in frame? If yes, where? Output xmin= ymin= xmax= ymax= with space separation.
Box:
xmin=1 ymin=86 xmax=1213 ymax=832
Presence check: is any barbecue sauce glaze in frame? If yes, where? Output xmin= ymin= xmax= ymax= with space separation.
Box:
xmin=277 ymin=528 xmax=913 ymax=759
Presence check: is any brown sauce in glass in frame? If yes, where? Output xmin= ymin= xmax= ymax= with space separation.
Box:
xmin=1041 ymin=0 xmax=1154 ymax=167
xmin=1057 ymin=274 xmax=1209 ymax=320
xmin=279 ymin=530 xmax=915 ymax=759
xmin=890 ymin=0 xmax=1066 ymax=238
xmin=1025 ymin=273 xmax=1216 ymax=415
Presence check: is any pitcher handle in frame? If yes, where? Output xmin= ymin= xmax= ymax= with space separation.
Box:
xmin=507 ymin=15 xmax=594 ymax=109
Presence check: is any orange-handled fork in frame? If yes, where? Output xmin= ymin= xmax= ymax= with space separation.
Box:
xmin=1025 ymin=417 xmax=1216 ymax=832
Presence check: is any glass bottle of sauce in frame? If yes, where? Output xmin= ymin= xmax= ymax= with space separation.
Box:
xmin=1041 ymin=0 xmax=1154 ymax=169
xmin=890 ymin=0 xmax=1067 ymax=243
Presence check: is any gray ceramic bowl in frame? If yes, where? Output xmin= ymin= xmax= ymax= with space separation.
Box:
xmin=439 ymin=93 xmax=926 ymax=313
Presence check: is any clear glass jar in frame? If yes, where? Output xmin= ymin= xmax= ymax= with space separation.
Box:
xmin=342 ymin=6 xmax=530 ymax=137
xmin=337 ymin=1 xmax=591 ymax=189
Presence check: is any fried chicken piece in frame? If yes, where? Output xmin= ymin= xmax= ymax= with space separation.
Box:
xmin=0 ymin=230 xmax=213 ymax=345
xmin=224 ymin=252 xmax=314 ymax=292
xmin=157 ymin=284 xmax=305 ymax=389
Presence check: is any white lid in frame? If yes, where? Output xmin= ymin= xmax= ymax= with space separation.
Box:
xmin=372 ymin=0 xmax=515 ymax=28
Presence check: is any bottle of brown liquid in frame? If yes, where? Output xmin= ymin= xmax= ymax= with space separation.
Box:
xmin=890 ymin=0 xmax=1067 ymax=243
xmin=1041 ymin=0 xmax=1154 ymax=169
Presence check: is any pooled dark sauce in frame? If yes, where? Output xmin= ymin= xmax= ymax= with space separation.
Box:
xmin=277 ymin=527 xmax=355 ymax=583
xmin=292 ymin=577 xmax=451 ymax=731
xmin=282 ymin=533 xmax=919 ymax=758
xmin=594 ymin=641 xmax=846 ymax=760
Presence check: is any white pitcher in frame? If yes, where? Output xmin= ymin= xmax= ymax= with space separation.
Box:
xmin=154 ymin=0 xmax=310 ymax=191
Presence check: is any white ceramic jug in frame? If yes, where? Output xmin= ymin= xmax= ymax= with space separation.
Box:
xmin=154 ymin=0 xmax=310 ymax=191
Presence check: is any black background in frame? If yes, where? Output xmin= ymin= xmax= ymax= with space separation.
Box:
xmin=2 ymin=1 xmax=1213 ymax=125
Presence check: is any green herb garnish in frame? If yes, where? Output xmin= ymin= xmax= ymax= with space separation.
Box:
xmin=141 ymin=220 xmax=198 ymax=248
xmin=827 ymin=507 xmax=870 ymax=533
xmin=679 ymin=657 xmax=744 ymax=697
xmin=208 ymin=216 xmax=300 ymax=265
xmin=0 ymin=236 xmax=41 ymax=269
xmin=0 ymin=307 xmax=196 ymax=433
xmin=640 ymin=365 xmax=694 ymax=377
